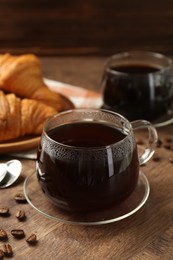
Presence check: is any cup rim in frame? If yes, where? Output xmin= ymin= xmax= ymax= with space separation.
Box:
xmin=42 ymin=108 xmax=133 ymax=151
xmin=105 ymin=51 xmax=172 ymax=76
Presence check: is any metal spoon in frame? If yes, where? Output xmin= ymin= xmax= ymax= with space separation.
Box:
xmin=0 ymin=160 xmax=22 ymax=188
xmin=0 ymin=163 xmax=7 ymax=182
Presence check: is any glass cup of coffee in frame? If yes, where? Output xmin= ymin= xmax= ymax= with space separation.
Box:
xmin=101 ymin=51 xmax=173 ymax=122
xmin=36 ymin=108 xmax=158 ymax=213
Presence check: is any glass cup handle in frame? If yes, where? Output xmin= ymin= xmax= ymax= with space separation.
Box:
xmin=131 ymin=120 xmax=158 ymax=165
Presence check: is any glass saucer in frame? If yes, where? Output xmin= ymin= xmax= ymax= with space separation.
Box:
xmin=23 ymin=171 xmax=150 ymax=226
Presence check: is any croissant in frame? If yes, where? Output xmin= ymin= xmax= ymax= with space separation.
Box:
xmin=0 ymin=91 xmax=57 ymax=142
xmin=0 ymin=53 xmax=64 ymax=111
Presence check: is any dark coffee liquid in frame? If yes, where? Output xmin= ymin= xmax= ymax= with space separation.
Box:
xmin=103 ymin=64 xmax=173 ymax=121
xmin=37 ymin=122 xmax=139 ymax=212
xmin=111 ymin=64 xmax=160 ymax=74
xmin=49 ymin=121 xmax=124 ymax=147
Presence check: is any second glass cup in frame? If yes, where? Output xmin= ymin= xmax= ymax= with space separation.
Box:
xmin=101 ymin=51 xmax=173 ymax=122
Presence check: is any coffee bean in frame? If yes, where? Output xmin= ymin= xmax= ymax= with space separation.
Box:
xmin=0 ymin=229 xmax=8 ymax=241
xmin=165 ymin=137 xmax=173 ymax=143
xmin=26 ymin=233 xmax=37 ymax=245
xmin=14 ymin=193 xmax=27 ymax=203
xmin=156 ymin=139 xmax=162 ymax=148
xmin=168 ymin=156 xmax=173 ymax=163
xmin=11 ymin=229 xmax=25 ymax=239
xmin=16 ymin=210 xmax=26 ymax=221
xmin=0 ymin=249 xmax=4 ymax=259
xmin=152 ymin=153 xmax=161 ymax=162
xmin=0 ymin=207 xmax=9 ymax=216
xmin=164 ymin=144 xmax=172 ymax=150
xmin=3 ymin=244 xmax=13 ymax=256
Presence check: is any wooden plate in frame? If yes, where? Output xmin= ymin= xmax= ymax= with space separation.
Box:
xmin=0 ymin=136 xmax=40 ymax=154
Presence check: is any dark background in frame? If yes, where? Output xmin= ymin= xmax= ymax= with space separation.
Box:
xmin=0 ymin=0 xmax=173 ymax=56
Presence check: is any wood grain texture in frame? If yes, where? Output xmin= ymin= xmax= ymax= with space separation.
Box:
xmin=0 ymin=57 xmax=173 ymax=259
xmin=0 ymin=0 xmax=173 ymax=55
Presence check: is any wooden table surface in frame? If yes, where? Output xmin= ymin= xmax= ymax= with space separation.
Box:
xmin=1 ymin=56 xmax=173 ymax=260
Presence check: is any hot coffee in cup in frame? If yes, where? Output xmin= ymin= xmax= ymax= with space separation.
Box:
xmin=36 ymin=109 xmax=158 ymax=213
xmin=101 ymin=51 xmax=173 ymax=121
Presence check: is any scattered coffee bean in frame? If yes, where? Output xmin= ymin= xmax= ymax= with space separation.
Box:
xmin=0 ymin=207 xmax=9 ymax=216
xmin=0 ymin=229 xmax=8 ymax=241
xmin=165 ymin=137 xmax=173 ymax=143
xmin=164 ymin=144 xmax=172 ymax=150
xmin=0 ymin=249 xmax=4 ymax=259
xmin=3 ymin=244 xmax=13 ymax=257
xmin=11 ymin=229 xmax=25 ymax=239
xmin=152 ymin=153 xmax=161 ymax=162
xmin=16 ymin=210 xmax=26 ymax=221
xmin=26 ymin=233 xmax=37 ymax=245
xmin=14 ymin=193 xmax=27 ymax=203
xmin=156 ymin=139 xmax=162 ymax=148
xmin=168 ymin=156 xmax=173 ymax=163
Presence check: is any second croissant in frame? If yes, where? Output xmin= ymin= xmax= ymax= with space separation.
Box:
xmin=0 ymin=91 xmax=57 ymax=142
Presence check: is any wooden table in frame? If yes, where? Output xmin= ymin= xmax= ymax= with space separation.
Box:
xmin=1 ymin=56 xmax=173 ymax=260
